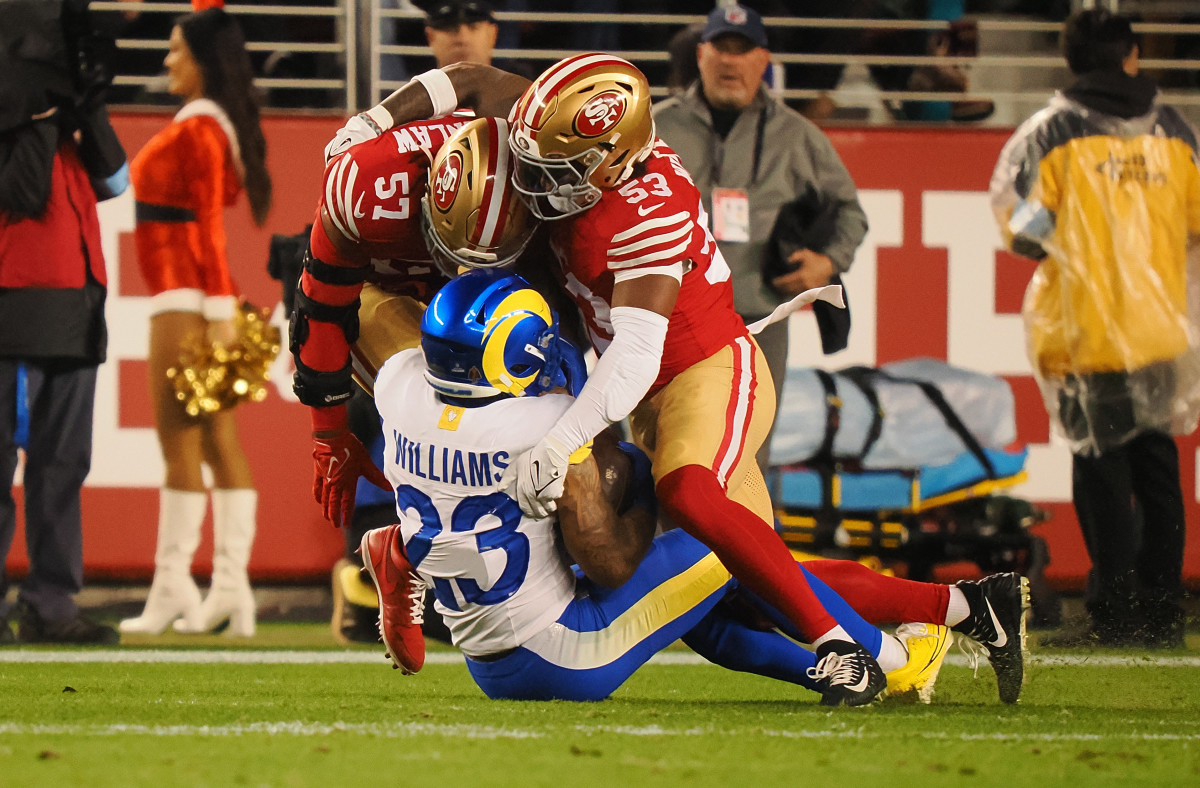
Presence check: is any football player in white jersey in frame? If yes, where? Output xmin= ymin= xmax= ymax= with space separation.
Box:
xmin=363 ymin=269 xmax=954 ymax=704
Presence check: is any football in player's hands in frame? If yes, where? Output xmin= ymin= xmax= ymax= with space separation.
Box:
xmin=590 ymin=428 xmax=632 ymax=510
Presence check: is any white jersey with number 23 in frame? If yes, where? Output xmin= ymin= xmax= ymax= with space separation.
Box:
xmin=373 ymin=348 xmax=579 ymax=656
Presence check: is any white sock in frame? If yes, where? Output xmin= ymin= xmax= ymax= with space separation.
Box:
xmin=877 ymin=633 xmax=908 ymax=673
xmin=945 ymin=586 xmax=971 ymax=627
xmin=812 ymin=624 xmax=853 ymax=649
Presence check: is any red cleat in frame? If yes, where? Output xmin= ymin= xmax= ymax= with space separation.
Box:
xmin=360 ymin=525 xmax=427 ymax=674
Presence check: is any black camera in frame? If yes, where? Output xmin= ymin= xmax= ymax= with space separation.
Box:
xmin=0 ymin=0 xmax=115 ymax=133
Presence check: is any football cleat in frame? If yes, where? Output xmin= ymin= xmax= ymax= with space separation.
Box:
xmin=360 ymin=525 xmax=428 ymax=674
xmin=807 ymin=640 xmax=887 ymax=707
xmin=883 ymin=623 xmax=953 ymax=704
xmin=330 ymin=557 xmax=380 ymax=646
xmin=952 ymin=572 xmax=1030 ymax=704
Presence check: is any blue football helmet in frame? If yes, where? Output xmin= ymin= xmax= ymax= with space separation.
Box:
xmin=421 ymin=269 xmax=586 ymax=400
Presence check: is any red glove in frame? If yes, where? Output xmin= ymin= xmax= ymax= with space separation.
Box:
xmin=311 ymin=407 xmax=390 ymax=528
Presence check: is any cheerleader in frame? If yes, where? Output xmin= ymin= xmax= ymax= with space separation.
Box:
xmin=120 ymin=3 xmax=272 ymax=637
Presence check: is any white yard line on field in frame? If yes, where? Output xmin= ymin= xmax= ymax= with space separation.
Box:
xmin=1 ymin=649 xmax=1199 ymax=667
xmin=0 ymin=720 xmax=1198 ymax=742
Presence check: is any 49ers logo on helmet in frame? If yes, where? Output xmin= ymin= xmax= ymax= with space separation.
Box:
xmin=433 ymin=151 xmax=463 ymax=212
xmin=573 ymin=91 xmax=626 ymax=138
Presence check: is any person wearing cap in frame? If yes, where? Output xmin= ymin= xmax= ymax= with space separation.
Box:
xmin=653 ymin=3 xmax=868 ymax=471
xmin=425 ymin=0 xmax=498 ymax=68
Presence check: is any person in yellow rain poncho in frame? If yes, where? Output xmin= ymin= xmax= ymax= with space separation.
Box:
xmin=990 ymin=7 xmax=1200 ymax=649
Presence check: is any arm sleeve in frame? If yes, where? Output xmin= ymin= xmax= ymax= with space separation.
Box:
xmin=544 ymin=306 xmax=669 ymax=454
xmin=295 ymin=217 xmax=368 ymax=371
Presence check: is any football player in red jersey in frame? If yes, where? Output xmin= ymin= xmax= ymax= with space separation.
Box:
xmin=504 ymin=54 xmax=887 ymax=668
xmin=340 ymin=55 xmax=888 ymax=688
xmin=294 ymin=114 xmax=532 ymax=528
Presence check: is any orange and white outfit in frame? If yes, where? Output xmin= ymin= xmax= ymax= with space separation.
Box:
xmin=131 ymin=98 xmax=242 ymax=321
xmin=122 ymin=97 xmax=258 ymax=638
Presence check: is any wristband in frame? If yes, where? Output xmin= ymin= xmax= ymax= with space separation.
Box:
xmin=412 ymin=68 xmax=458 ymax=118
xmin=363 ymin=104 xmax=394 ymax=133
xmin=310 ymin=403 xmax=349 ymax=434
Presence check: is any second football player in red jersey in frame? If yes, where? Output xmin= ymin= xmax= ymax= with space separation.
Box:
xmin=294 ymin=114 xmax=532 ymax=528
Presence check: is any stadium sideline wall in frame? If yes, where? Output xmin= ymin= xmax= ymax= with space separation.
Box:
xmin=5 ymin=113 xmax=1199 ymax=589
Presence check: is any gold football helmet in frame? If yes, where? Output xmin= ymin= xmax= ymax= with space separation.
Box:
xmin=422 ymin=117 xmax=535 ymax=276
xmin=508 ymin=53 xmax=656 ymax=220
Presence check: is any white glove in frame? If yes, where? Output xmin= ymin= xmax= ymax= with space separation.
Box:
xmin=504 ymin=435 xmax=572 ymax=518
xmin=324 ymin=114 xmax=383 ymax=163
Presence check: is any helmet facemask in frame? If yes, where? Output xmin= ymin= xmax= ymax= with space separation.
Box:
xmin=421 ymin=196 xmax=533 ymax=278
xmin=509 ymin=144 xmax=605 ymax=221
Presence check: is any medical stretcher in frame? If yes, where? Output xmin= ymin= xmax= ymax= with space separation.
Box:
xmin=767 ymin=362 xmax=1061 ymax=626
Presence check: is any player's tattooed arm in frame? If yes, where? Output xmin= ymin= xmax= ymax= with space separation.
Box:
xmin=557 ymin=431 xmax=655 ymax=588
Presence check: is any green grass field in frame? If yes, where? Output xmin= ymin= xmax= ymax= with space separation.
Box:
xmin=2 ymin=627 xmax=1198 ymax=787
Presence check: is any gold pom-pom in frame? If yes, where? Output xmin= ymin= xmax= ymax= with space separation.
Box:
xmin=166 ymin=301 xmax=282 ymax=417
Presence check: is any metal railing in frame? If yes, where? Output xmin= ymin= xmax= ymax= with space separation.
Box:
xmin=92 ymin=0 xmax=357 ymax=112
xmin=89 ymin=1 xmax=1200 ymax=125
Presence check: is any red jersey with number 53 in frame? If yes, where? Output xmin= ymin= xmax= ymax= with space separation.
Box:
xmin=313 ymin=115 xmax=472 ymax=299
xmin=548 ymin=140 xmax=747 ymax=388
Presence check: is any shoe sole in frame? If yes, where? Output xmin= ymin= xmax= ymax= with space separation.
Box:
xmin=993 ymin=575 xmax=1030 ymax=705
xmin=358 ymin=531 xmax=416 ymax=675
xmin=822 ymin=675 xmax=887 ymax=707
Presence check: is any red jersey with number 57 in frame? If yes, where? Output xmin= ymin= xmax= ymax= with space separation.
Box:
xmin=548 ymin=140 xmax=747 ymax=388
xmin=312 ymin=115 xmax=472 ymax=299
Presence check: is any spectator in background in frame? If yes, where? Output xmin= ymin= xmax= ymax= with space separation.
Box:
xmin=653 ymin=3 xmax=868 ymax=471
xmin=0 ymin=0 xmax=126 ymax=645
xmin=420 ymin=0 xmax=536 ymax=80
xmin=787 ymin=0 xmax=991 ymax=123
xmin=990 ymin=8 xmax=1200 ymax=648
xmin=119 ymin=4 xmax=272 ymax=638
xmin=377 ymin=0 xmax=422 ymax=92
xmin=90 ymin=0 xmax=176 ymax=105
xmin=425 ymin=0 xmax=497 ymax=67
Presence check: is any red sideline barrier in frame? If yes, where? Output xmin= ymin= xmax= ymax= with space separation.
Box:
xmin=5 ymin=115 xmax=1199 ymax=588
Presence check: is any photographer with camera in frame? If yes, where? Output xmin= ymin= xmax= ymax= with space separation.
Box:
xmin=0 ymin=0 xmax=127 ymax=644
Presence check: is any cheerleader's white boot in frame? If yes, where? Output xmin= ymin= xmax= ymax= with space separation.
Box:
xmin=175 ymin=488 xmax=258 ymax=637
xmin=119 ymin=489 xmax=206 ymax=634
